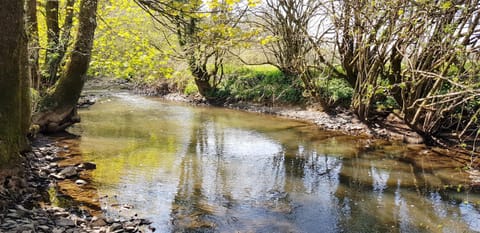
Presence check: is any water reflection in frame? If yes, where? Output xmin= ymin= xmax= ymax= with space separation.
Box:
xmin=68 ymin=93 xmax=480 ymax=233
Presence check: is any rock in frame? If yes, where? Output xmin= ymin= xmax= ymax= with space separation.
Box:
xmin=55 ymin=218 xmax=75 ymax=227
xmin=53 ymin=211 xmax=70 ymax=218
xmin=52 ymin=227 xmax=65 ymax=233
xmin=58 ymin=166 xmax=78 ymax=178
xmin=49 ymin=173 xmax=66 ymax=180
xmin=20 ymin=223 xmax=35 ymax=230
xmin=90 ymin=216 xmax=107 ymax=227
xmin=75 ymin=179 xmax=88 ymax=186
xmin=77 ymin=162 xmax=96 ymax=170
xmin=109 ymin=222 xmax=122 ymax=231
xmin=37 ymin=225 xmax=50 ymax=231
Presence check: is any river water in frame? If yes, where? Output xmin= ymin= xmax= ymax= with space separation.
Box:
xmin=68 ymin=92 xmax=480 ymax=233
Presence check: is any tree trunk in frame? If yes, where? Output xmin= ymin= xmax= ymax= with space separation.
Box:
xmin=44 ymin=0 xmax=60 ymax=87
xmin=0 ymin=0 xmax=31 ymax=164
xmin=26 ymin=0 xmax=41 ymax=90
xmin=34 ymin=0 xmax=98 ymax=133
xmin=47 ymin=0 xmax=76 ymax=87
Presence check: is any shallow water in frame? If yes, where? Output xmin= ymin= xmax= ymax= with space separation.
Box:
xmin=69 ymin=92 xmax=480 ymax=233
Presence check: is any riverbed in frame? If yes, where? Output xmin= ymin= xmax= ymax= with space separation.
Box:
xmin=66 ymin=92 xmax=480 ymax=233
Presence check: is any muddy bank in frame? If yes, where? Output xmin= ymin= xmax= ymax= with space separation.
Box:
xmin=0 ymin=136 xmax=154 ymax=233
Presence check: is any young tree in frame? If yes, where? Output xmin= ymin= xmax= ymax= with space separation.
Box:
xmin=135 ymin=0 xmax=254 ymax=102
xmin=34 ymin=0 xmax=99 ymax=132
xmin=0 ymin=0 xmax=31 ymax=163
xmin=254 ymin=0 xmax=334 ymax=109
xmin=332 ymin=0 xmax=480 ymax=141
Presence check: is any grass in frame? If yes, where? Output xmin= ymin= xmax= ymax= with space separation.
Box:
xmin=219 ymin=64 xmax=304 ymax=104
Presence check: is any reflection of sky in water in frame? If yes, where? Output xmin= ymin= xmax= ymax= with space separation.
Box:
xmin=75 ymin=93 xmax=480 ymax=233
xmin=371 ymin=167 xmax=389 ymax=201
xmin=460 ymin=203 xmax=480 ymax=232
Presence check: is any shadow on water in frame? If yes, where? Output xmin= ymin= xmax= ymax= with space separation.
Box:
xmin=65 ymin=93 xmax=480 ymax=233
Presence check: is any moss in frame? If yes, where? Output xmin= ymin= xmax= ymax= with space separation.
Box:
xmin=0 ymin=0 xmax=31 ymax=164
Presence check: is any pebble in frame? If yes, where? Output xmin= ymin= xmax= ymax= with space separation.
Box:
xmin=75 ymin=179 xmax=88 ymax=186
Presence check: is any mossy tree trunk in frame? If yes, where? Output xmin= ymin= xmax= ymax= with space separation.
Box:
xmin=43 ymin=0 xmax=76 ymax=88
xmin=0 ymin=0 xmax=31 ymax=164
xmin=34 ymin=0 xmax=98 ymax=133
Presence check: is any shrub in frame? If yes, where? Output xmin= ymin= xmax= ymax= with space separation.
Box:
xmin=220 ymin=65 xmax=304 ymax=104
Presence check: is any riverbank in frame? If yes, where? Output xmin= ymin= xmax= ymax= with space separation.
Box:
xmin=0 ymin=135 xmax=154 ymax=233
xmin=84 ymin=77 xmax=478 ymax=159
xmin=129 ymin=79 xmax=424 ymax=144
xmin=2 ymin=78 xmax=477 ymax=233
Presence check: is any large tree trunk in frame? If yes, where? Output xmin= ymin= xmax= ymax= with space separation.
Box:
xmin=0 ymin=0 xmax=31 ymax=164
xmin=34 ymin=0 xmax=98 ymax=133
xmin=26 ymin=0 xmax=41 ymax=90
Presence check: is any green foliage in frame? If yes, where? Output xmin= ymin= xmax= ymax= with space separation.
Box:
xmin=318 ymin=78 xmax=353 ymax=107
xmin=219 ymin=65 xmax=303 ymax=104
xmin=183 ymin=80 xmax=199 ymax=95
xmin=89 ymin=0 xmax=172 ymax=81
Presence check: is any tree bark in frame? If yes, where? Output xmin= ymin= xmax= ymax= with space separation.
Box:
xmin=44 ymin=0 xmax=60 ymax=86
xmin=0 ymin=0 xmax=31 ymax=164
xmin=34 ymin=0 xmax=98 ymax=133
xmin=47 ymin=0 xmax=76 ymax=87
xmin=26 ymin=0 xmax=41 ymax=90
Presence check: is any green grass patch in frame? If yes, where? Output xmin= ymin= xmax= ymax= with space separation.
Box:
xmin=219 ymin=65 xmax=304 ymax=104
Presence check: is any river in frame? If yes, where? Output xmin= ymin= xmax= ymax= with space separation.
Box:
xmin=67 ymin=92 xmax=480 ymax=233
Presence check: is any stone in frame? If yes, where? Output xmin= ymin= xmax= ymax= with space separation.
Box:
xmin=20 ymin=223 xmax=35 ymax=230
xmin=75 ymin=179 xmax=88 ymax=186
xmin=37 ymin=225 xmax=50 ymax=231
xmin=91 ymin=216 xmax=107 ymax=227
xmin=52 ymin=227 xmax=65 ymax=233
xmin=109 ymin=223 xmax=122 ymax=231
xmin=55 ymin=218 xmax=75 ymax=227
xmin=58 ymin=166 xmax=78 ymax=178
xmin=49 ymin=173 xmax=66 ymax=180
xmin=77 ymin=162 xmax=96 ymax=170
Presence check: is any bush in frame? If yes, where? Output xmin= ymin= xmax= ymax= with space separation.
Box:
xmin=219 ymin=65 xmax=304 ymax=104
xmin=318 ymin=78 xmax=353 ymax=107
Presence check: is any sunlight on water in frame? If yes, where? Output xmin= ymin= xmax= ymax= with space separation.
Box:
xmin=68 ymin=93 xmax=480 ymax=233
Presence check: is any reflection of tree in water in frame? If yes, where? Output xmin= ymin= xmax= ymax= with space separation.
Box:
xmin=334 ymin=151 xmax=476 ymax=233
xmin=170 ymin=113 xmax=216 ymax=232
